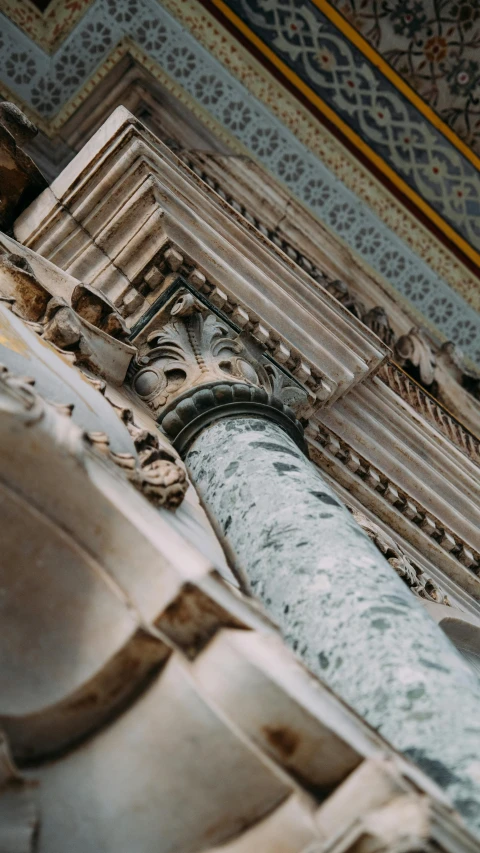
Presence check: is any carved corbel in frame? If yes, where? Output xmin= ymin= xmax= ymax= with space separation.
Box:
xmin=130 ymin=289 xmax=308 ymax=454
xmin=394 ymin=327 xmax=437 ymax=390
xmin=363 ymin=306 xmax=396 ymax=348
xmin=104 ymin=401 xmax=188 ymax=510
xmin=437 ymin=341 xmax=480 ymax=401
xmin=71 ymin=283 xmax=129 ymax=340
xmin=0 ymin=253 xmax=135 ymax=384
xmin=325 ymin=279 xmax=365 ymax=320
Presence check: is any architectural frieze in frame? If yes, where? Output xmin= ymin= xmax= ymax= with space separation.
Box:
xmin=309 ymin=419 xmax=480 ymax=575
xmin=183 ymin=150 xmax=480 ymax=461
xmin=380 ymin=362 xmax=480 ymax=462
xmin=209 ymin=0 xmax=480 ymax=264
xmin=350 ymin=508 xmax=451 ymax=608
xmin=15 ymin=107 xmax=388 ymax=412
xmin=2 ymin=0 xmax=480 ymax=363
xmin=309 ymin=380 xmax=480 ymax=608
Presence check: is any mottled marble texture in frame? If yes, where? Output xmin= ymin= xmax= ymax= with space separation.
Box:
xmin=187 ymin=416 xmax=480 ymax=835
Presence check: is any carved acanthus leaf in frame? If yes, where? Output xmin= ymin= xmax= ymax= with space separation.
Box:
xmin=132 ymin=290 xmax=307 ymax=450
xmin=0 ymin=361 xmax=186 ymax=512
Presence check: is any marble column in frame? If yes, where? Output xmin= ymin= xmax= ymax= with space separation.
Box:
xmin=186 ymin=416 xmax=480 ymax=836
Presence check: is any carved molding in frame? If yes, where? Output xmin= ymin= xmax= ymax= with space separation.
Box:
xmin=379 ymin=362 xmax=480 ymax=465
xmin=0 ymin=251 xmax=135 ymax=385
xmin=72 ymin=372 xmax=187 ymax=511
xmin=131 ymin=290 xmax=307 ymax=454
xmin=308 ymin=420 xmax=480 ymax=578
xmin=351 ymin=508 xmax=450 ymax=607
xmin=15 ymin=106 xmax=389 ymax=413
xmin=100 ymin=389 xmax=188 ymax=510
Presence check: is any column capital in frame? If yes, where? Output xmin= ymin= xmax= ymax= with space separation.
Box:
xmin=130 ymin=289 xmax=307 ymax=454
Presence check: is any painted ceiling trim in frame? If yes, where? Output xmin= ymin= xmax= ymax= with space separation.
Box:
xmin=157 ymin=0 xmax=480 ymax=314
xmin=1 ymin=0 xmax=480 ymax=364
xmin=207 ymin=0 xmax=480 ymax=268
xmin=313 ymin=0 xmax=480 ymax=174
xmin=0 ymin=0 xmax=93 ymax=53
xmin=2 ymin=0 xmax=478 ymax=314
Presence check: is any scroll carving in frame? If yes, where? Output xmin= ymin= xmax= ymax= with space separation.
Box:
xmin=106 ymin=402 xmax=187 ymax=510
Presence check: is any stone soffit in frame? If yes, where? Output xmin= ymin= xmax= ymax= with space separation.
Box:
xmin=15 ymin=106 xmax=388 ymax=411
xmin=1 ymin=1 xmax=480 ymax=370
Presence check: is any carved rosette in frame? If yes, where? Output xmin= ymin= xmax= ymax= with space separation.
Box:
xmin=131 ymin=291 xmax=307 ymax=454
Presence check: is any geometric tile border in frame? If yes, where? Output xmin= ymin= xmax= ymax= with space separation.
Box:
xmin=1 ymin=0 xmax=480 ymax=364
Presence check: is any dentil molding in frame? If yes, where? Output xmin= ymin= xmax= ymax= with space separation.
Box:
xmin=14 ymin=107 xmax=389 ymax=415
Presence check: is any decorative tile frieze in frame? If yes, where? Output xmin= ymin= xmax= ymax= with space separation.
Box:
xmin=1 ymin=0 xmax=480 ymax=365
xmin=331 ymin=0 xmax=480 ymax=153
xmin=219 ymin=0 xmax=480 ymax=257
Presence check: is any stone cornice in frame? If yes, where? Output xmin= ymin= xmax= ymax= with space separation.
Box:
xmin=14 ymin=107 xmax=388 ymax=414
xmin=380 ymin=362 xmax=480 ymax=465
xmin=309 ymin=375 xmax=480 ymax=608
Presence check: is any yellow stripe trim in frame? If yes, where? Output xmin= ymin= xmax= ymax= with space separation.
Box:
xmin=209 ymin=0 xmax=480 ymax=269
xmin=313 ymin=0 xmax=480 ymax=174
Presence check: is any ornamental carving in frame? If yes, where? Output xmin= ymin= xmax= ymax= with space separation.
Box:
xmin=0 ymin=252 xmax=133 ymax=384
xmin=351 ymin=508 xmax=450 ymax=607
xmin=106 ymin=400 xmax=188 ymax=510
xmin=131 ymin=290 xmax=307 ymax=452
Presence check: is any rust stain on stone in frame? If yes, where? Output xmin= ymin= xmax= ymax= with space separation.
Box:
xmin=262 ymin=725 xmax=300 ymax=758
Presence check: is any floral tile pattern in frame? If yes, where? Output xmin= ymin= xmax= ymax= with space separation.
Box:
xmin=1 ymin=0 xmax=480 ymax=364
xmin=0 ymin=0 xmax=94 ymax=53
xmin=333 ymin=0 xmax=480 ymax=153
xmin=162 ymin=0 xmax=480 ymax=311
xmin=227 ymin=0 xmax=480 ymax=259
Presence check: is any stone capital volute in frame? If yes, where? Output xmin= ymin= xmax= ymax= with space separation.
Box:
xmin=130 ymin=291 xmax=307 ymax=455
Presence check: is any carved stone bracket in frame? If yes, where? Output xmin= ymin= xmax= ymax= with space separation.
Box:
xmin=77 ymin=374 xmax=188 ymax=510
xmin=0 ymin=252 xmax=134 ymax=384
xmin=130 ymin=290 xmax=308 ymax=454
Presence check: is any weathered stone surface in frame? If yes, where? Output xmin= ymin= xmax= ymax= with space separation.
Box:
xmin=187 ymin=416 xmax=480 ymax=834
xmin=0 ymin=104 xmax=46 ymax=230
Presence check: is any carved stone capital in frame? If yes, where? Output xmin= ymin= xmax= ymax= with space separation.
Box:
xmin=131 ymin=291 xmax=307 ymax=454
